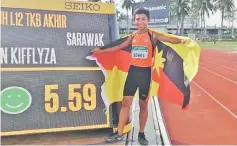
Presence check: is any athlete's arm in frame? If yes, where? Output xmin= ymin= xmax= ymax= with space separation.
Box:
xmin=153 ymin=32 xmax=187 ymax=44
xmin=92 ymin=36 xmax=132 ymax=53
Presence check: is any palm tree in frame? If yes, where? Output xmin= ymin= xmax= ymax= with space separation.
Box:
xmin=176 ymin=0 xmax=181 ymax=34
xmin=188 ymin=1 xmax=200 ymax=33
xmin=179 ymin=0 xmax=190 ymax=35
xmin=174 ymin=0 xmax=190 ymax=35
xmin=168 ymin=0 xmax=178 ymax=33
xmin=224 ymin=10 xmax=233 ymax=28
xmin=213 ymin=0 xmax=235 ymax=38
xmin=116 ymin=9 xmax=127 ymax=26
xmin=168 ymin=0 xmax=177 ymax=18
xmin=231 ymin=9 xmax=237 ymax=38
xmin=193 ymin=0 xmax=214 ymax=36
xmin=121 ymin=0 xmax=134 ymax=33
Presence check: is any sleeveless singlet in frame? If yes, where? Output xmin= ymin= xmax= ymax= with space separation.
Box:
xmin=130 ymin=29 xmax=154 ymax=67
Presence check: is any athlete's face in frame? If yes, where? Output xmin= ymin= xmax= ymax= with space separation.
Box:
xmin=134 ymin=14 xmax=149 ymax=30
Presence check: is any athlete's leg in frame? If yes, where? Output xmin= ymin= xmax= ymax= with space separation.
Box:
xmin=139 ymin=99 xmax=148 ymax=133
xmin=105 ymin=66 xmax=137 ymax=143
xmin=138 ymin=68 xmax=151 ymax=133
xmin=117 ymin=95 xmax=133 ymax=136
xmin=137 ymin=67 xmax=151 ymax=145
xmin=138 ymin=90 xmax=149 ymax=145
xmin=118 ymin=66 xmax=137 ymax=136
xmin=118 ymin=66 xmax=137 ymax=135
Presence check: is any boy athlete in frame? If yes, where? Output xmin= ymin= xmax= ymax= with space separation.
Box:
xmin=92 ymin=8 xmax=187 ymax=145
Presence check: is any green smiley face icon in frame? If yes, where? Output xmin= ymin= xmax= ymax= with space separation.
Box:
xmin=0 ymin=87 xmax=32 ymax=114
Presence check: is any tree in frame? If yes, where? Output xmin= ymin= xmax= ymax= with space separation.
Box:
xmin=193 ymin=0 xmax=214 ymax=35
xmin=179 ymin=0 xmax=190 ymax=35
xmin=224 ymin=10 xmax=233 ymax=28
xmin=116 ymin=8 xmax=127 ymax=25
xmin=168 ymin=0 xmax=177 ymax=18
xmin=231 ymin=9 xmax=237 ymax=38
xmin=188 ymin=1 xmax=200 ymax=33
xmin=121 ymin=0 xmax=134 ymax=33
xmin=176 ymin=0 xmax=182 ymax=35
xmin=168 ymin=0 xmax=178 ymax=33
xmin=168 ymin=0 xmax=190 ymax=35
xmin=213 ymin=0 xmax=235 ymax=38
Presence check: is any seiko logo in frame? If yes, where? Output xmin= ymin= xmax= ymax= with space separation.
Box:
xmin=65 ymin=2 xmax=100 ymax=11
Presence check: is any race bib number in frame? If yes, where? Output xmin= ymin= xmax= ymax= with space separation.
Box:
xmin=132 ymin=46 xmax=148 ymax=59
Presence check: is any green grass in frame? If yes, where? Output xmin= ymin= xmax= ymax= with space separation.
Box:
xmin=198 ymin=41 xmax=237 ymax=50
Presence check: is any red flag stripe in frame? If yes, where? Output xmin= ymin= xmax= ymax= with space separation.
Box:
xmin=158 ymin=68 xmax=184 ymax=106
xmin=91 ymin=50 xmax=131 ymax=72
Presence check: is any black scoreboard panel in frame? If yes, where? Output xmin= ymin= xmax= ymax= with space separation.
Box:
xmin=0 ymin=0 xmax=117 ymax=135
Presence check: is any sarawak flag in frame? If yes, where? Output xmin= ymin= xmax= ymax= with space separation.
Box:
xmin=86 ymin=30 xmax=200 ymax=109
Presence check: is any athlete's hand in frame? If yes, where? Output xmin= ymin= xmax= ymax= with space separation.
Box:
xmin=91 ymin=47 xmax=102 ymax=54
xmin=181 ymin=39 xmax=188 ymax=44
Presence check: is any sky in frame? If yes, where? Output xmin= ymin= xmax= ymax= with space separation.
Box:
xmin=205 ymin=1 xmax=237 ymax=27
xmin=111 ymin=0 xmax=237 ymax=28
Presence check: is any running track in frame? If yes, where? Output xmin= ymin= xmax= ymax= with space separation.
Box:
xmin=159 ymin=49 xmax=237 ymax=145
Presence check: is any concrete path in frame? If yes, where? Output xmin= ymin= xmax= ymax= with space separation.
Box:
xmin=126 ymin=97 xmax=165 ymax=145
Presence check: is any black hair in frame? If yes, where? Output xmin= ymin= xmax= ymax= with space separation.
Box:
xmin=133 ymin=7 xmax=150 ymax=19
